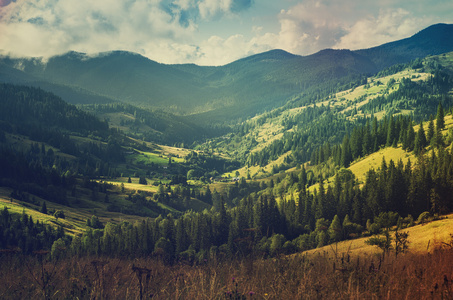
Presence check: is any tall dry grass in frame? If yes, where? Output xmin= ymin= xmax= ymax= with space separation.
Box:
xmin=1 ymin=245 xmax=453 ymax=299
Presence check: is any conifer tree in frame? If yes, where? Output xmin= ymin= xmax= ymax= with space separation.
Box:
xmin=427 ymin=115 xmax=435 ymax=144
xmin=299 ymin=165 xmax=307 ymax=188
xmin=40 ymin=201 xmax=47 ymax=214
xmin=351 ymin=192 xmax=362 ymax=225
xmin=204 ymin=185 xmax=212 ymax=205
xmin=340 ymin=135 xmax=352 ymax=167
xmin=362 ymin=126 xmax=372 ymax=155
xmin=437 ymin=102 xmax=445 ymax=131
xmin=386 ymin=116 xmax=396 ymax=147
xmin=404 ymin=124 xmax=415 ymax=151
xmin=432 ymin=128 xmax=444 ymax=149
xmin=414 ymin=122 xmax=427 ymax=155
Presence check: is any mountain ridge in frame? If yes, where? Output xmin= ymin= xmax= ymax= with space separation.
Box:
xmin=1 ymin=23 xmax=453 ymax=122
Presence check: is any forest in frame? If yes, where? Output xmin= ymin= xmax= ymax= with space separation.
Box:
xmin=1 ymin=85 xmax=453 ymax=264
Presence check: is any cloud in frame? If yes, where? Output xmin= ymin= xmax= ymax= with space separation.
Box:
xmin=334 ymin=8 xmax=422 ymax=50
xmin=244 ymin=0 xmax=442 ymax=57
xmin=0 ymin=0 xmax=451 ymax=65
xmin=0 ymin=0 xmax=253 ymax=63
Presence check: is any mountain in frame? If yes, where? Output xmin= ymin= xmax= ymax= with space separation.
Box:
xmin=356 ymin=23 xmax=453 ymax=70
xmin=1 ymin=24 xmax=453 ymax=123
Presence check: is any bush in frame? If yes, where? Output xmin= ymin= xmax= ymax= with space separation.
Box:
xmin=53 ymin=210 xmax=65 ymax=220
xmin=417 ymin=211 xmax=431 ymax=225
xmin=51 ymin=238 xmax=67 ymax=260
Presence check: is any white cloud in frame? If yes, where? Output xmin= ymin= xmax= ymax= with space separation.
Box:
xmin=334 ymin=8 xmax=422 ymax=50
xmin=0 ymin=0 xmax=451 ymax=65
xmin=243 ymin=0 xmax=442 ymax=57
xmin=198 ymin=0 xmax=232 ymax=19
xmin=0 ymin=0 xmax=252 ymax=63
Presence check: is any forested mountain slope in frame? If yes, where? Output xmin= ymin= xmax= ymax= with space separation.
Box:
xmin=1 ymin=24 xmax=452 ymax=123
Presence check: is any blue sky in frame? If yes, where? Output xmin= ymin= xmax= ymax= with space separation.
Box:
xmin=0 ymin=0 xmax=452 ymax=65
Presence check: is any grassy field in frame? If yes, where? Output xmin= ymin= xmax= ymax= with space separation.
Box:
xmin=303 ymin=213 xmax=453 ymax=260
xmin=335 ymin=69 xmax=430 ymax=104
xmin=127 ymin=151 xmax=170 ymax=166
xmin=0 ymin=188 xmax=86 ymax=236
xmin=348 ymin=146 xmax=414 ymax=184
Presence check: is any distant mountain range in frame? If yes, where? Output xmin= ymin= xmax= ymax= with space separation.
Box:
xmin=1 ymin=23 xmax=453 ymax=122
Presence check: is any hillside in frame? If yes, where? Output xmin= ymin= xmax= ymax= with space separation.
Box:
xmin=303 ymin=213 xmax=453 ymax=258
xmin=0 ymin=84 xmax=241 ymax=223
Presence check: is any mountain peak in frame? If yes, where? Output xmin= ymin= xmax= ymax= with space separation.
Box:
xmin=354 ymin=23 xmax=453 ymax=70
xmin=415 ymin=23 xmax=452 ymax=35
xmin=230 ymin=49 xmax=297 ymax=65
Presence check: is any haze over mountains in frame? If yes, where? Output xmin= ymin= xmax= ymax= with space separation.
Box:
xmin=1 ymin=23 xmax=453 ymax=123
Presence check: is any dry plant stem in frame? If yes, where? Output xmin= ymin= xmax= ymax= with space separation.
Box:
xmin=0 ymin=245 xmax=453 ymax=299
xmin=25 ymin=251 xmax=56 ymax=300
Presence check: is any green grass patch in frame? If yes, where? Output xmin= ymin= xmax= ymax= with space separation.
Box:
xmin=128 ymin=151 xmax=169 ymax=166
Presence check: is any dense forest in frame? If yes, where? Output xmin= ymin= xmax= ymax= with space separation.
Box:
xmin=3 ymin=140 xmax=453 ymax=263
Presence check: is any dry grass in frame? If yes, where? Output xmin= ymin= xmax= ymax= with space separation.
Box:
xmin=2 ymin=215 xmax=453 ymax=299
xmin=302 ymin=214 xmax=453 ymax=261
xmin=2 ymin=240 xmax=453 ymax=299
xmin=1 ymin=215 xmax=453 ymax=299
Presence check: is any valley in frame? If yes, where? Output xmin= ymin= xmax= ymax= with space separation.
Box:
xmin=1 ymin=23 xmax=453 ymax=299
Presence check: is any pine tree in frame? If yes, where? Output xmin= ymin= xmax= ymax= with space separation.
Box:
xmin=351 ymin=193 xmax=362 ymax=224
xmin=340 ymin=135 xmax=352 ymax=167
xmin=404 ymin=124 xmax=415 ymax=151
xmin=414 ymin=122 xmax=427 ymax=155
xmin=204 ymin=186 xmax=212 ymax=205
xmin=427 ymin=116 xmax=435 ymax=144
xmin=299 ymin=165 xmax=307 ymax=188
xmin=432 ymin=128 xmax=444 ymax=149
xmin=40 ymin=201 xmax=47 ymax=214
xmin=175 ymin=219 xmax=187 ymax=255
xmin=437 ymin=102 xmax=445 ymax=131
xmin=386 ymin=116 xmax=396 ymax=147
xmin=362 ymin=126 xmax=372 ymax=155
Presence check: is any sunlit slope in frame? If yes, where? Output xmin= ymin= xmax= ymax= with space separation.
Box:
xmin=302 ymin=213 xmax=453 ymax=258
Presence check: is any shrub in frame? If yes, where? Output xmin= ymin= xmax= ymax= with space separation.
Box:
xmin=417 ymin=211 xmax=431 ymax=225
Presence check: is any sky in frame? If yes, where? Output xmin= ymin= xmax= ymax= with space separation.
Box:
xmin=0 ymin=0 xmax=452 ymax=66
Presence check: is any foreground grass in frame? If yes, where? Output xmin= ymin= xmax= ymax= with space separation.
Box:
xmin=2 ymin=242 xmax=453 ymax=299
xmin=1 ymin=214 xmax=453 ymax=299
